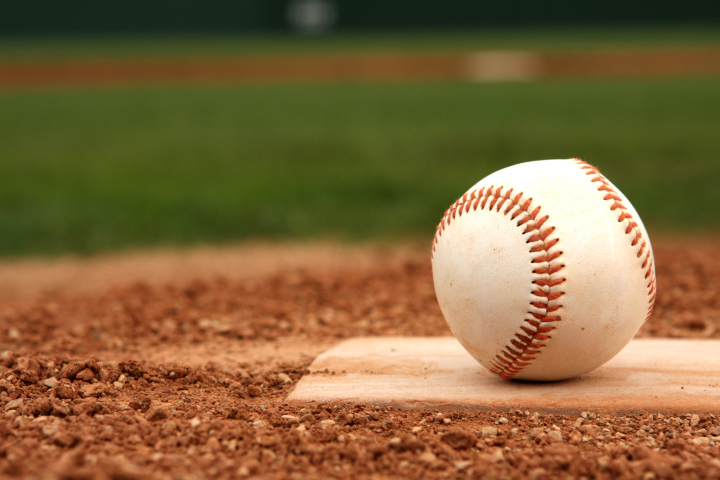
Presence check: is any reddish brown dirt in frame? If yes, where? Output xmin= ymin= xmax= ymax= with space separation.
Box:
xmin=1 ymin=239 xmax=720 ymax=479
xmin=1 ymin=49 xmax=720 ymax=88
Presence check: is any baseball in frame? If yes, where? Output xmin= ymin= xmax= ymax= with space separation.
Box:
xmin=431 ymin=159 xmax=656 ymax=381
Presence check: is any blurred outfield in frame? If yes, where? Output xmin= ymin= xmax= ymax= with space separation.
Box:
xmin=1 ymin=27 xmax=720 ymax=257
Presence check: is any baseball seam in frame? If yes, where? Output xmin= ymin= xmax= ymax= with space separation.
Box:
xmin=432 ymin=185 xmax=565 ymax=380
xmin=574 ymin=159 xmax=657 ymax=319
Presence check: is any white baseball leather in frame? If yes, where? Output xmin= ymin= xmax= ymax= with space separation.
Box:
xmin=431 ymin=159 xmax=656 ymax=381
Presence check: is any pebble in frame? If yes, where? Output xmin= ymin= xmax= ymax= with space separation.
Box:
xmin=76 ymin=368 xmax=96 ymax=382
xmin=300 ymin=413 xmax=317 ymax=424
xmin=418 ymin=451 xmax=437 ymax=463
xmin=277 ymin=373 xmax=292 ymax=384
xmin=206 ymin=437 xmax=221 ymax=451
xmin=8 ymin=328 xmax=21 ymax=340
xmin=690 ymin=414 xmax=700 ymax=427
xmin=597 ymin=455 xmax=611 ymax=468
xmin=580 ymin=424 xmax=600 ymax=436
xmin=497 ymin=417 xmax=509 ymax=424
xmin=411 ymin=426 xmax=422 ymax=434
xmin=442 ymin=430 xmax=475 ymax=450
xmin=529 ymin=467 xmax=547 ymax=478
xmin=80 ymin=383 xmax=105 ymax=398
xmin=43 ymin=377 xmax=59 ymax=389
xmin=455 ymin=460 xmax=473 ymax=471
xmin=260 ymin=448 xmax=276 ymax=462
xmin=73 ymin=398 xmax=98 ymax=416
xmin=189 ymin=417 xmax=201 ymax=428
xmin=52 ymin=432 xmax=76 ymax=448
xmin=42 ymin=424 xmax=59 ymax=437
xmin=489 ymin=448 xmax=505 ymax=462
xmin=482 ymin=426 xmax=498 ymax=438
xmin=548 ymin=431 xmax=563 ymax=442
xmin=161 ymin=420 xmax=178 ymax=434
xmin=4 ymin=398 xmax=23 ymax=411
xmin=281 ymin=414 xmax=299 ymax=425
xmin=51 ymin=401 xmax=70 ymax=417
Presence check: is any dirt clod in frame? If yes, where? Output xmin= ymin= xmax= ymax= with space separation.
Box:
xmin=129 ymin=396 xmax=152 ymax=412
xmin=441 ymin=430 xmax=476 ymax=449
xmin=75 ymin=368 xmax=95 ymax=382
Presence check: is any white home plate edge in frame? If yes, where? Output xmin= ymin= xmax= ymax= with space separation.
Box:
xmin=287 ymin=337 xmax=720 ymax=413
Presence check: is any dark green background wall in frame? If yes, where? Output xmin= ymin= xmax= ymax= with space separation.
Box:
xmin=1 ymin=0 xmax=719 ymax=36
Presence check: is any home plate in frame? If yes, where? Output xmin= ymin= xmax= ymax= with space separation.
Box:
xmin=287 ymin=337 xmax=720 ymax=413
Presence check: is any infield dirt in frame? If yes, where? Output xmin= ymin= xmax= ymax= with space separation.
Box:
xmin=1 ymin=238 xmax=720 ymax=479
xmin=1 ymin=49 xmax=720 ymax=88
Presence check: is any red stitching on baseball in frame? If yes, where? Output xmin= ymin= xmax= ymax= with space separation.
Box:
xmin=432 ymin=185 xmax=565 ymax=380
xmin=574 ymin=159 xmax=657 ymax=319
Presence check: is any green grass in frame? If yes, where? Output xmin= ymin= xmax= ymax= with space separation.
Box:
xmin=2 ymin=24 xmax=720 ymax=61
xmin=1 ymin=78 xmax=720 ymax=257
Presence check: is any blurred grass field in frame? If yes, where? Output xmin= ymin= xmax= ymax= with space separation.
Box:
xmin=1 ymin=28 xmax=720 ymax=257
